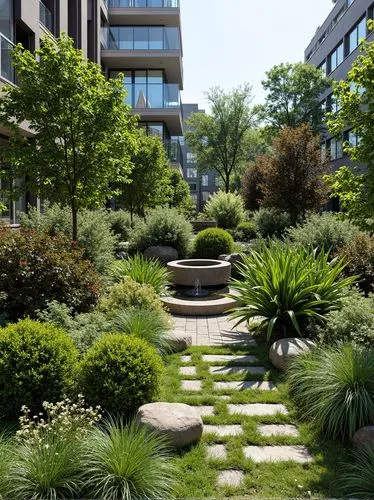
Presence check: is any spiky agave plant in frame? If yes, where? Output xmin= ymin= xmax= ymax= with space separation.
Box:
xmin=228 ymin=241 xmax=357 ymax=340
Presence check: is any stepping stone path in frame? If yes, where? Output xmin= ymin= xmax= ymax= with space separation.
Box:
xmin=243 ymin=445 xmax=313 ymax=463
xmin=173 ymin=327 xmax=313 ymax=490
xmin=209 ymin=365 xmax=266 ymax=375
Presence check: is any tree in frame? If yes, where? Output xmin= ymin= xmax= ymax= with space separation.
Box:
xmin=327 ymin=20 xmax=374 ymax=229
xmin=261 ymin=62 xmax=331 ymax=134
xmin=167 ymin=169 xmax=192 ymax=212
xmin=0 ymin=34 xmax=139 ymax=240
xmin=241 ymin=161 xmax=264 ymax=211
xmin=185 ymin=84 xmax=256 ymax=192
xmin=117 ymin=134 xmax=171 ymax=221
xmin=258 ymin=124 xmax=328 ymax=225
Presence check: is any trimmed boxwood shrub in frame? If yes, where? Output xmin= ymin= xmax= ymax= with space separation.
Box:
xmin=194 ymin=228 xmax=234 ymax=259
xmin=235 ymin=221 xmax=258 ymax=242
xmin=0 ymin=228 xmax=101 ymax=321
xmin=0 ymin=319 xmax=78 ymax=419
xmin=79 ymin=334 xmax=163 ymax=415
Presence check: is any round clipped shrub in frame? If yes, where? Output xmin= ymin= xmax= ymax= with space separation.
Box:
xmin=0 ymin=319 xmax=78 ymax=419
xmin=79 ymin=334 xmax=163 ymax=415
xmin=236 ymin=221 xmax=258 ymax=242
xmin=204 ymin=191 xmax=246 ymax=229
xmin=194 ymin=228 xmax=234 ymax=259
xmin=98 ymin=277 xmax=165 ymax=315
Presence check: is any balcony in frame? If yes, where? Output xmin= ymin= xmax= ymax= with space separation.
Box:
xmin=101 ymin=26 xmax=183 ymax=85
xmin=39 ymin=1 xmax=53 ymax=33
xmin=164 ymin=138 xmax=183 ymax=175
xmin=108 ymin=0 xmax=180 ymax=28
xmin=109 ymin=0 xmax=179 ymax=6
xmin=0 ymin=34 xmax=15 ymax=85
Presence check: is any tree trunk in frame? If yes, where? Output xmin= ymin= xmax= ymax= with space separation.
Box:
xmin=224 ymin=174 xmax=230 ymax=193
xmin=72 ymin=204 xmax=78 ymax=242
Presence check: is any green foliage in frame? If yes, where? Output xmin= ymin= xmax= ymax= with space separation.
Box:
xmin=285 ymin=212 xmax=360 ymax=253
xmin=316 ymin=289 xmax=374 ymax=347
xmin=20 ymin=204 xmax=117 ymax=274
xmin=185 ymin=84 xmax=256 ymax=192
xmin=82 ymin=418 xmax=175 ymax=500
xmin=203 ymin=190 xmax=246 ymax=229
xmin=106 ymin=210 xmax=136 ymax=242
xmin=110 ymin=309 xmax=172 ymax=355
xmin=0 ymin=228 xmax=101 ymax=321
xmin=253 ymin=208 xmax=292 ymax=238
xmin=107 ymin=253 xmax=171 ymax=294
xmin=327 ymin=22 xmax=374 ymax=227
xmin=287 ymin=344 xmax=374 ymax=439
xmin=99 ymin=277 xmax=165 ymax=316
xmin=79 ymin=334 xmax=163 ymax=415
xmin=130 ymin=206 xmax=193 ymax=257
xmin=261 ymin=62 xmax=331 ymax=134
xmin=229 ymin=241 xmax=356 ymax=340
xmin=194 ymin=228 xmax=234 ymax=259
xmin=336 ymin=233 xmax=374 ymax=293
xmin=167 ymin=169 xmax=194 ymax=215
xmin=233 ymin=221 xmax=258 ymax=242
xmin=0 ymin=319 xmax=78 ymax=420
xmin=339 ymin=445 xmax=374 ymax=498
xmin=0 ymin=34 xmax=139 ymax=240
xmin=241 ymin=161 xmax=264 ymax=211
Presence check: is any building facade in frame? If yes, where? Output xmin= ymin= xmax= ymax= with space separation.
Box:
xmin=182 ymin=103 xmax=218 ymax=213
xmin=305 ymin=0 xmax=374 ymax=172
xmin=0 ymin=0 xmax=183 ymax=222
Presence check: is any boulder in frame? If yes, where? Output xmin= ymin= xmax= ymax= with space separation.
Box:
xmin=352 ymin=426 xmax=374 ymax=448
xmin=136 ymin=402 xmax=203 ymax=448
xmin=115 ymin=251 xmax=129 ymax=260
xmin=218 ymin=253 xmax=244 ymax=266
xmin=167 ymin=331 xmax=192 ymax=352
xmin=144 ymin=246 xmax=178 ymax=264
xmin=269 ymin=338 xmax=316 ymax=370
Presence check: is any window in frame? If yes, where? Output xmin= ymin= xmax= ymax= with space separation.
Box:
xmin=110 ymin=70 xmax=165 ymax=109
xmin=319 ymin=60 xmax=327 ymax=77
xmin=201 ymin=175 xmax=209 ymax=187
xmin=348 ymin=17 xmax=366 ymax=54
xmin=202 ymin=191 xmax=210 ymax=202
xmin=327 ymin=93 xmax=341 ymax=114
xmin=190 ymin=193 xmax=197 ymax=205
xmin=215 ymin=176 xmax=221 ymax=188
xmin=189 ymin=183 xmax=197 ymax=192
xmin=138 ymin=122 xmax=165 ymax=138
xmin=347 ymin=129 xmax=360 ymax=147
xmin=186 ymin=168 xmax=197 ymax=178
xmin=321 ymin=142 xmax=327 ymax=161
xmin=328 ymin=137 xmax=344 ymax=160
xmin=186 ymin=152 xmax=197 ymax=163
xmin=329 ymin=42 xmax=344 ymax=73
xmin=0 ymin=0 xmax=13 ymax=40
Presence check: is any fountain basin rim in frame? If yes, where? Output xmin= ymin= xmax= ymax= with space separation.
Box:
xmin=168 ymin=259 xmax=230 ymax=269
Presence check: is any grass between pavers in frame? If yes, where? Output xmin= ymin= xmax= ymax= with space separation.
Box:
xmin=160 ymin=342 xmax=348 ymax=499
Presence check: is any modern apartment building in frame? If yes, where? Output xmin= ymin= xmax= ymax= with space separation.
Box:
xmin=182 ymin=103 xmax=218 ymax=212
xmin=0 ymin=0 xmax=183 ymax=222
xmin=305 ymin=0 xmax=374 ymax=172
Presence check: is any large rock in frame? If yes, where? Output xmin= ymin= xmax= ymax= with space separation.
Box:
xmin=218 ymin=253 xmax=244 ymax=266
xmin=136 ymin=402 xmax=203 ymax=448
xmin=352 ymin=426 xmax=374 ymax=448
xmin=167 ymin=331 xmax=192 ymax=352
xmin=144 ymin=246 xmax=178 ymax=263
xmin=269 ymin=338 xmax=316 ymax=370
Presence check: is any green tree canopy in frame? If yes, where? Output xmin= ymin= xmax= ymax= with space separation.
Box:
xmin=261 ymin=62 xmax=331 ymax=134
xmin=185 ymin=84 xmax=256 ymax=192
xmin=167 ymin=169 xmax=194 ymax=214
xmin=327 ymin=20 xmax=374 ymax=230
xmin=0 ymin=34 xmax=139 ymax=239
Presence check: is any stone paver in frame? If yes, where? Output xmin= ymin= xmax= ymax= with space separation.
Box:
xmin=243 ymin=445 xmax=313 ymax=463
xmin=172 ymin=315 xmax=257 ymax=346
xmin=228 ymin=404 xmax=288 ymax=416
xmin=181 ymin=380 xmax=202 ymax=391
xmin=202 ymin=354 xmax=258 ymax=363
xmin=179 ymin=366 xmax=197 ymax=376
xmin=180 ymin=355 xmax=191 ymax=363
xmin=206 ymin=444 xmax=227 ymax=460
xmin=217 ymin=470 xmax=244 ymax=487
xmin=209 ymin=365 xmax=266 ymax=375
xmin=203 ymin=425 xmax=243 ymax=436
xmin=258 ymin=424 xmax=299 ymax=437
xmin=214 ymin=381 xmax=277 ymax=391
xmin=190 ymin=405 xmax=215 ymax=417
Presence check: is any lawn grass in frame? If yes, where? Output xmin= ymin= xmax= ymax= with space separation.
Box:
xmin=160 ymin=340 xmax=349 ymax=499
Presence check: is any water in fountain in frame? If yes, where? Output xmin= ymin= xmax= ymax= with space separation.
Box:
xmin=184 ymin=278 xmax=210 ymax=298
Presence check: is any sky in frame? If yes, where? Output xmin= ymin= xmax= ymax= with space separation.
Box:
xmin=180 ymin=0 xmax=335 ymax=110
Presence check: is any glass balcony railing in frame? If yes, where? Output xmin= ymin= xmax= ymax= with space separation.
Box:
xmin=164 ymin=138 xmax=182 ymax=164
xmin=0 ymin=33 xmax=15 ymax=84
xmin=101 ymin=26 xmax=180 ymax=50
xmin=125 ymin=83 xmax=180 ymax=109
xmin=39 ymin=1 xmax=53 ymax=32
xmin=109 ymin=0 xmax=179 ymax=7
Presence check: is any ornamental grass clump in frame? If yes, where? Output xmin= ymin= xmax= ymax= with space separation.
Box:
xmin=229 ymin=241 xmax=357 ymax=340
xmin=339 ymin=445 xmax=374 ymax=498
xmin=287 ymin=344 xmax=374 ymax=440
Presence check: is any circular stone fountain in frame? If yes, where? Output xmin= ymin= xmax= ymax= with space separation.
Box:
xmin=161 ymin=259 xmax=240 ymax=316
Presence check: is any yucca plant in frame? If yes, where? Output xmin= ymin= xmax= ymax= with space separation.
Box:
xmin=228 ymin=241 xmax=357 ymax=340
xmin=110 ymin=308 xmax=172 ymax=355
xmin=287 ymin=344 xmax=374 ymax=440
xmin=107 ymin=254 xmax=171 ymax=295
xmin=339 ymin=445 xmax=374 ymax=498
xmin=82 ymin=418 xmax=175 ymax=500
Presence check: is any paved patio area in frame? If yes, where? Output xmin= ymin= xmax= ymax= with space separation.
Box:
xmin=172 ymin=314 xmax=256 ymax=346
